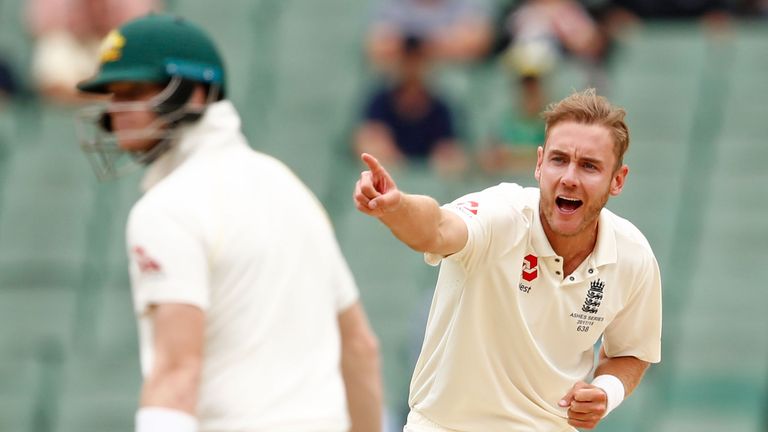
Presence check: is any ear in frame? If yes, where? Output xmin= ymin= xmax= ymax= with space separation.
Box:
xmin=610 ymin=164 xmax=629 ymax=196
xmin=534 ymin=146 xmax=544 ymax=182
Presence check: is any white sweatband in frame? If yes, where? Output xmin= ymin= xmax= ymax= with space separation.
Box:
xmin=591 ymin=374 xmax=625 ymax=417
xmin=136 ymin=407 xmax=197 ymax=432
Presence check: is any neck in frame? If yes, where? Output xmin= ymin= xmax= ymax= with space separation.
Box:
xmin=541 ymin=213 xmax=599 ymax=277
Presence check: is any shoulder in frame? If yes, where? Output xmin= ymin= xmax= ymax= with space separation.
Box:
xmin=430 ymin=93 xmax=453 ymax=116
xmin=602 ymin=208 xmax=658 ymax=268
xmin=479 ymin=183 xmax=539 ymax=210
xmin=129 ymin=168 xmax=204 ymax=232
xmin=452 ymin=183 xmax=537 ymax=219
xmin=606 ymin=210 xmax=653 ymax=250
xmin=128 ymin=186 xmax=180 ymax=234
xmin=363 ymin=87 xmax=395 ymax=119
xmin=366 ymin=86 xmax=393 ymax=106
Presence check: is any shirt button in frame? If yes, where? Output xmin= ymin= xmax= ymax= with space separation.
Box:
xmin=556 ymin=271 xmax=561 ymax=275
xmin=554 ymin=258 xmax=561 ymax=263
xmin=569 ymin=276 xmax=575 ymax=281
xmin=588 ymin=269 xmax=594 ymax=274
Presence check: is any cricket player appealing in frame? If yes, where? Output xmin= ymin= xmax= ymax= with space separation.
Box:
xmin=75 ymin=14 xmax=382 ymax=432
xmin=354 ymin=89 xmax=661 ymax=431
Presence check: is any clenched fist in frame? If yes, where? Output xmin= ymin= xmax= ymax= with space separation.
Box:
xmin=559 ymin=381 xmax=608 ymax=430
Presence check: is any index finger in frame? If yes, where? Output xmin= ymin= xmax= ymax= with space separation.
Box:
xmin=361 ymin=152 xmax=385 ymax=174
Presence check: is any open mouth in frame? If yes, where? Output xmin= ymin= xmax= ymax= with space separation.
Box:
xmin=556 ymin=196 xmax=583 ymax=214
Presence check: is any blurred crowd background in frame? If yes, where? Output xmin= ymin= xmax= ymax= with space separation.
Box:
xmin=0 ymin=0 xmax=766 ymax=431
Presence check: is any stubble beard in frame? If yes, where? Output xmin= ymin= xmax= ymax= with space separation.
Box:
xmin=541 ymin=187 xmax=611 ymax=238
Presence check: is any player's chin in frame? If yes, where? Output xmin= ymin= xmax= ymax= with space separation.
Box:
xmin=550 ymin=220 xmax=584 ymax=237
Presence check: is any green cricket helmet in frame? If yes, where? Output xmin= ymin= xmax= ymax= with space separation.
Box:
xmin=75 ymin=14 xmax=227 ymax=181
xmin=78 ymin=13 xmax=226 ymax=96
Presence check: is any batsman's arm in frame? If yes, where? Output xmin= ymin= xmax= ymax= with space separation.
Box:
xmin=339 ymin=302 xmax=383 ymax=432
xmin=354 ymin=153 xmax=467 ymax=256
xmin=136 ymin=303 xmax=204 ymax=432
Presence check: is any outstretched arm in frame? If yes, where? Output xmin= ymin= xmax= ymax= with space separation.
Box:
xmin=353 ymin=153 xmax=467 ymax=256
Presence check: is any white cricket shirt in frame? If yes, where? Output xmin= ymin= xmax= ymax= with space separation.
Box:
xmin=408 ymin=183 xmax=662 ymax=431
xmin=126 ymin=101 xmax=358 ymax=432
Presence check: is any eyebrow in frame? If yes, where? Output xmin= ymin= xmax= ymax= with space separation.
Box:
xmin=548 ymin=149 xmax=606 ymax=166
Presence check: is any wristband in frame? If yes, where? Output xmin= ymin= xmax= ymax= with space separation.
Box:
xmin=136 ymin=407 xmax=197 ymax=432
xmin=591 ymin=374 xmax=625 ymax=417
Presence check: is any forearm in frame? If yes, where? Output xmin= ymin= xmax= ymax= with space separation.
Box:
xmin=594 ymin=348 xmax=649 ymax=397
xmin=141 ymin=361 xmax=201 ymax=414
xmin=339 ymin=303 xmax=383 ymax=432
xmin=341 ymin=343 xmax=383 ymax=432
xmin=378 ymin=193 xmax=445 ymax=253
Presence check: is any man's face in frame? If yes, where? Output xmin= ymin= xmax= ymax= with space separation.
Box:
xmin=535 ymin=121 xmax=628 ymax=239
xmin=106 ymin=82 xmax=165 ymax=152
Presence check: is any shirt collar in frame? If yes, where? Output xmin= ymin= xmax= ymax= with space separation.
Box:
xmin=529 ymin=193 xmax=618 ymax=267
xmin=141 ymin=100 xmax=241 ymax=191
xmin=530 ymin=197 xmax=557 ymax=258
xmin=591 ymin=210 xmax=617 ymax=267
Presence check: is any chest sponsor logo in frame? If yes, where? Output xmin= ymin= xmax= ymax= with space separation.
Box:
xmin=519 ymin=254 xmax=538 ymax=293
xmin=521 ymin=254 xmax=538 ymax=282
xmin=131 ymin=246 xmax=162 ymax=275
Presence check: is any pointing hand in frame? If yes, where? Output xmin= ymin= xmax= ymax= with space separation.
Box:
xmin=353 ymin=153 xmax=402 ymax=218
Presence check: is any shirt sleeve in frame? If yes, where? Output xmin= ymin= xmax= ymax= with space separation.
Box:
xmin=425 ymin=185 xmax=527 ymax=271
xmin=602 ymin=252 xmax=662 ymax=363
xmin=330 ymin=240 xmax=360 ymax=312
xmin=127 ymin=201 xmax=210 ymax=315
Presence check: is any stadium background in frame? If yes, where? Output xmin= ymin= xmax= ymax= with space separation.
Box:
xmin=0 ymin=0 xmax=766 ymax=431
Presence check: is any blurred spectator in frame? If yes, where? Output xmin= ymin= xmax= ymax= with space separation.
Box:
xmin=607 ymin=0 xmax=730 ymax=18
xmin=477 ymin=0 xmax=609 ymax=175
xmin=26 ymin=0 xmax=159 ymax=103
xmin=366 ymin=0 xmax=493 ymax=72
xmin=355 ymin=36 xmax=467 ymax=175
xmin=477 ymin=42 xmax=552 ymax=175
xmin=0 ymin=57 xmax=20 ymax=103
xmin=508 ymin=0 xmax=607 ymax=63
xmin=736 ymin=0 xmax=768 ymax=14
xmin=596 ymin=0 xmax=735 ymax=42
xmin=503 ymin=0 xmax=611 ymax=90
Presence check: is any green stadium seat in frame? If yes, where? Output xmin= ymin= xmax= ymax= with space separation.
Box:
xmin=0 ymin=358 xmax=40 ymax=432
xmin=0 ymin=289 xmax=76 ymax=355
xmin=0 ymin=106 xmax=95 ymax=290
xmin=56 ymin=355 xmax=140 ymax=432
xmin=655 ymin=409 xmax=762 ymax=432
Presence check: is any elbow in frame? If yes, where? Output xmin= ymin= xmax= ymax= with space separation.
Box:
xmin=405 ymin=237 xmax=436 ymax=254
xmin=400 ymin=227 xmax=445 ymax=254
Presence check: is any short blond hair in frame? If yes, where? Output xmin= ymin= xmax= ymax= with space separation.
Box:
xmin=542 ymin=88 xmax=630 ymax=169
